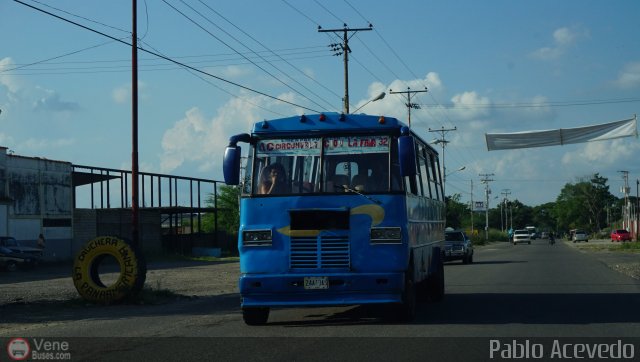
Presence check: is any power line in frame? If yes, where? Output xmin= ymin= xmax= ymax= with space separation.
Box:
xmin=163 ymin=0 xmax=332 ymax=112
xmin=195 ymin=0 xmax=343 ymax=108
xmin=13 ymin=0 xmax=322 ymax=113
xmin=417 ymin=98 xmax=640 ymax=109
xmin=0 ymin=39 xmax=123 ymax=73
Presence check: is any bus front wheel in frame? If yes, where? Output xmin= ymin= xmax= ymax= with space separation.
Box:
xmin=242 ymin=307 xmax=270 ymax=325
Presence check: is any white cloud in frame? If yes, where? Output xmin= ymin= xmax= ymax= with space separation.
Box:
xmin=449 ymin=91 xmax=491 ymax=120
xmin=0 ymin=133 xmax=15 ymax=147
xmin=613 ymin=62 xmax=640 ymax=89
xmin=530 ymin=26 xmax=588 ymax=60
xmin=0 ymin=57 xmax=22 ymax=94
xmin=159 ymin=92 xmax=279 ymax=174
xmin=32 ymin=88 xmax=80 ymax=112
xmin=562 ymin=138 xmax=637 ymax=166
xmin=19 ymin=137 xmax=75 ymax=152
xmin=221 ymin=65 xmax=252 ymax=78
xmin=112 ymin=81 xmax=147 ymax=104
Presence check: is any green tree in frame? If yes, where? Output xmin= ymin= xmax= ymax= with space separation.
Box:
xmin=202 ymin=184 xmax=241 ymax=235
xmin=554 ymin=174 xmax=615 ymax=233
xmin=446 ymin=193 xmax=468 ymax=229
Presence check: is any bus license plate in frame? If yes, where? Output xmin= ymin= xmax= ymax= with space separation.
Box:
xmin=304 ymin=276 xmax=329 ymax=290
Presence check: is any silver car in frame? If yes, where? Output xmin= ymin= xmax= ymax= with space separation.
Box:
xmin=573 ymin=230 xmax=588 ymax=243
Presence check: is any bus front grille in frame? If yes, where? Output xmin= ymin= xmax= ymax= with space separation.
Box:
xmin=290 ymin=235 xmax=350 ymax=269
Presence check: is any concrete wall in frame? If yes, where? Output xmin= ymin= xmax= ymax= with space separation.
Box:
xmin=73 ymin=208 xmax=162 ymax=256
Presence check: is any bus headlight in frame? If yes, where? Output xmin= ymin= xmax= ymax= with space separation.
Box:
xmin=242 ymin=229 xmax=273 ymax=246
xmin=370 ymin=227 xmax=402 ymax=244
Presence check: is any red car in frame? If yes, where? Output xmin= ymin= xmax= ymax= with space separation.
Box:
xmin=611 ymin=229 xmax=632 ymax=242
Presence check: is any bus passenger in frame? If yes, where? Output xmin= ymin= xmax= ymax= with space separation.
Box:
xmin=259 ymin=163 xmax=288 ymax=194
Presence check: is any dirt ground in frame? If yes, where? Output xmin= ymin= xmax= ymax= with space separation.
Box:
xmin=0 ymin=240 xmax=637 ymax=308
xmin=0 ymin=259 xmax=240 ymax=306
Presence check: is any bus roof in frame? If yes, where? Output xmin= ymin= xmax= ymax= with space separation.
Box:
xmin=251 ymin=113 xmax=403 ymax=135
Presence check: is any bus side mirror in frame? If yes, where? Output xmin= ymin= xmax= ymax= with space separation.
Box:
xmin=398 ymin=135 xmax=416 ymax=177
xmin=223 ymin=146 xmax=241 ymax=185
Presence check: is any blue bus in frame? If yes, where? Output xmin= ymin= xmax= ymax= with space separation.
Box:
xmin=223 ymin=112 xmax=446 ymax=325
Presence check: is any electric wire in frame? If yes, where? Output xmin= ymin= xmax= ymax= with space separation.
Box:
xmin=140 ymin=40 xmax=287 ymax=118
xmin=0 ymin=39 xmax=124 ymax=74
xmin=418 ymin=98 xmax=640 ymax=109
xmin=314 ymin=0 xmax=346 ymax=25
xmin=29 ymin=0 xmax=130 ymax=35
xmin=163 ymin=0 xmax=330 ymax=112
xmin=3 ymin=53 xmax=334 ymax=76
xmin=13 ymin=0 xmax=322 ymax=113
xmin=195 ymin=0 xmax=343 ymax=109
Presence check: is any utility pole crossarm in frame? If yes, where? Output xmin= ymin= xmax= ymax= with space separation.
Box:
xmin=428 ymin=126 xmax=457 ymax=199
xmin=479 ymin=173 xmax=495 ymax=241
xmin=319 ymin=24 xmax=372 ymax=114
xmin=390 ymin=87 xmax=428 ymax=127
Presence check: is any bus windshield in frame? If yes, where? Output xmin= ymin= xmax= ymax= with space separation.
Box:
xmin=245 ymin=135 xmax=401 ymax=195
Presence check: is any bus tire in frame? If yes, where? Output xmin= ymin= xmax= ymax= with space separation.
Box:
xmin=72 ymin=236 xmax=147 ymax=304
xmin=242 ymin=307 xmax=270 ymax=325
xmin=427 ymin=249 xmax=445 ymax=303
xmin=399 ymin=276 xmax=417 ymax=321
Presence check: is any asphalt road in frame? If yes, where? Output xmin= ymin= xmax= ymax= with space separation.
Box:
xmin=1 ymin=239 xmax=639 ymax=360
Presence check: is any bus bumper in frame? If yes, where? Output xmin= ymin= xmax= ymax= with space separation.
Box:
xmin=239 ymin=272 xmax=404 ymax=307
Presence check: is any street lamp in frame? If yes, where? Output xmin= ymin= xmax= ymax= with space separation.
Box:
xmin=443 ymin=165 xmax=465 ymax=197
xmin=352 ymin=92 xmax=386 ymax=113
xmin=445 ymin=166 xmax=466 ymax=178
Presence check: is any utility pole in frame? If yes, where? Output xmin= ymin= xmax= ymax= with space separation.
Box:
xmin=619 ymin=170 xmax=630 ymax=230
xmin=131 ymin=0 xmax=140 ymax=248
xmin=429 ymin=126 xmax=457 ymax=198
xmin=390 ymin=87 xmax=428 ymax=127
xmin=480 ymin=173 xmax=494 ymax=241
xmin=470 ymin=180 xmax=474 ymax=235
xmin=319 ymin=24 xmax=372 ymax=114
xmin=502 ymin=189 xmax=511 ymax=232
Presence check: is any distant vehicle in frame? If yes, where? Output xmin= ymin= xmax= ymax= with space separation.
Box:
xmin=0 ymin=246 xmax=37 ymax=272
xmin=525 ymin=226 xmax=537 ymax=239
xmin=0 ymin=236 xmax=43 ymax=259
xmin=611 ymin=229 xmax=632 ymax=242
xmin=572 ymin=230 xmax=589 ymax=243
xmin=540 ymin=231 xmax=549 ymax=239
xmin=444 ymin=230 xmax=474 ymax=264
xmin=513 ymin=229 xmax=531 ymax=245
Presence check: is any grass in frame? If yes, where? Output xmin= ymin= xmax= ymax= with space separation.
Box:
xmin=574 ymin=241 xmax=640 ymax=253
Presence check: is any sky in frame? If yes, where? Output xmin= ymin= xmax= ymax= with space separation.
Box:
xmin=1 ymin=0 xmax=639 ymax=207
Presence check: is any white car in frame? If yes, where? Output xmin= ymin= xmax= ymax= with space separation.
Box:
xmin=512 ymin=229 xmax=531 ymax=245
xmin=573 ymin=230 xmax=588 ymax=243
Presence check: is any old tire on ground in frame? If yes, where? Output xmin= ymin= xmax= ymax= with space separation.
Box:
xmin=72 ymin=235 xmax=147 ymax=304
xmin=242 ymin=307 xmax=270 ymax=325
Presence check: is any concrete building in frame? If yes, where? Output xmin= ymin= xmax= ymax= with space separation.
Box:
xmin=1 ymin=146 xmax=225 ymax=261
xmin=0 ymin=146 xmax=73 ymax=259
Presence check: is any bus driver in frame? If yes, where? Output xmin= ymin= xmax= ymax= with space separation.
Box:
xmin=259 ymin=163 xmax=288 ymax=194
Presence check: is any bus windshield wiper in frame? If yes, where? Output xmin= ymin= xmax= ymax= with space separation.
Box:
xmin=334 ymin=185 xmax=381 ymax=205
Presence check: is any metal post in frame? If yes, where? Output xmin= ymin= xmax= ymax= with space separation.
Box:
xmin=131 ymin=0 xmax=140 ymax=247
